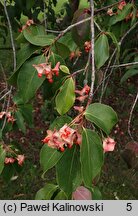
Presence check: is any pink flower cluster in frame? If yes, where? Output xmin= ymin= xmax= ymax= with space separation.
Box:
xmin=75 ymin=84 xmax=90 ymax=103
xmin=0 ymin=111 xmax=15 ymax=124
xmin=118 ymin=0 xmax=126 ymax=10
xmin=107 ymin=8 xmax=116 ymax=16
xmin=84 ymin=41 xmax=91 ymax=53
xmin=32 ymin=62 xmax=60 ymax=83
xmin=42 ymin=124 xmax=82 ymax=152
xmin=19 ymin=19 xmax=34 ymax=32
xmin=69 ymin=50 xmax=82 ymax=60
xmin=5 ymin=155 xmax=25 ymax=166
xmin=103 ymin=137 xmax=116 ymax=153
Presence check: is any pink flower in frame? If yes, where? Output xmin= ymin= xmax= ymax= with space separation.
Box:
xmin=75 ymin=85 xmax=90 ymax=96
xmin=42 ymin=130 xmax=65 ymax=150
xmin=74 ymin=106 xmax=84 ymax=113
xmin=59 ymin=124 xmax=76 ymax=147
xmin=16 ymin=155 xmax=25 ymax=166
xmin=32 ymin=64 xmax=45 ymax=77
xmin=32 ymin=63 xmax=56 ymax=83
xmin=21 ymin=19 xmax=34 ymax=31
xmin=103 ymin=137 xmax=116 ymax=153
xmin=52 ymin=62 xmax=60 ymax=76
xmin=69 ymin=51 xmax=75 ymax=60
xmin=72 ymin=186 xmax=92 ymax=200
xmin=5 ymin=157 xmax=15 ymax=164
xmin=107 ymin=8 xmax=114 ymax=16
xmin=43 ymin=64 xmax=51 ymax=75
xmin=6 ymin=112 xmax=16 ymax=124
xmin=118 ymin=0 xmax=126 ymax=10
xmin=84 ymin=41 xmax=91 ymax=53
xmin=0 ymin=111 xmax=6 ymax=119
xmin=75 ymin=132 xmax=82 ymax=145
xmin=26 ymin=19 xmax=34 ymax=26
xmin=42 ymin=124 xmax=82 ymax=151
xmin=76 ymin=95 xmax=88 ymax=102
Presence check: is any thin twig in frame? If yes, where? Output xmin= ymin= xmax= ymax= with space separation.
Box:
xmin=110 ymin=61 xmax=138 ymax=68
xmin=0 ymin=90 xmax=11 ymax=101
xmin=94 ymin=20 xmax=102 ymax=32
xmin=84 ymin=51 xmax=91 ymax=86
xmin=95 ymin=1 xmax=122 ymax=13
xmin=93 ymin=67 xmax=116 ymax=96
xmin=99 ymin=21 xmax=138 ymax=102
xmin=54 ymin=17 xmax=91 ymax=43
xmin=72 ymin=69 xmax=84 ymax=77
xmin=0 ymin=88 xmax=7 ymax=96
xmin=88 ymin=0 xmax=95 ymax=105
xmin=119 ymin=21 xmax=138 ymax=45
xmin=45 ymin=29 xmax=62 ymax=34
xmin=4 ymin=0 xmax=16 ymax=71
xmin=99 ymin=49 xmax=116 ymax=102
xmin=73 ymin=56 xmax=79 ymax=67
xmin=128 ymin=92 xmax=138 ymax=142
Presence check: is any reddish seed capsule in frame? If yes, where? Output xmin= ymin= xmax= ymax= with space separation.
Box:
xmin=42 ymin=137 xmax=50 ymax=143
xmin=59 ymin=147 xmax=65 ymax=152
xmin=48 ymin=79 xmax=53 ymax=83
xmin=38 ymin=73 xmax=42 ymax=78
xmin=55 ymin=72 xmax=59 ymax=76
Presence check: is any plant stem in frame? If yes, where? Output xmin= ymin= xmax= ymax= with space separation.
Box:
xmin=88 ymin=0 xmax=95 ymax=105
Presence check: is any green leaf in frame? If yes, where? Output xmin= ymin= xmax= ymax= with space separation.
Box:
xmin=15 ymin=111 xmax=26 ymax=134
xmin=17 ymin=55 xmax=46 ymax=103
xmin=9 ymin=43 xmax=40 ymax=86
xmin=40 ymin=145 xmax=64 ymax=174
xmin=49 ymin=53 xmax=65 ymax=67
xmin=0 ymin=144 xmax=6 ymax=175
xmin=109 ymin=3 xmax=133 ymax=26
xmin=35 ymin=184 xmax=58 ymax=200
xmin=60 ymin=65 xmax=70 ymax=74
xmin=54 ymin=190 xmax=68 ymax=200
xmin=56 ymin=146 xmax=82 ymax=197
xmin=18 ymin=104 xmax=33 ymax=127
xmin=95 ymin=34 xmax=109 ymax=69
xmin=0 ymin=130 xmax=2 ymax=141
xmin=56 ymin=77 xmax=75 ymax=115
xmin=53 ymin=42 xmax=70 ymax=59
xmin=80 ymin=129 xmax=103 ymax=188
xmin=106 ymin=32 xmax=120 ymax=54
xmin=50 ymin=115 xmax=72 ymax=130
xmin=92 ymin=186 xmax=102 ymax=200
xmin=1 ymin=164 xmax=14 ymax=182
xmin=17 ymin=43 xmax=40 ymax=71
xmin=58 ymin=32 xmax=77 ymax=52
xmin=23 ymin=25 xmax=55 ymax=46
xmin=121 ymin=69 xmax=138 ymax=83
xmin=84 ymin=103 xmax=118 ymax=135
